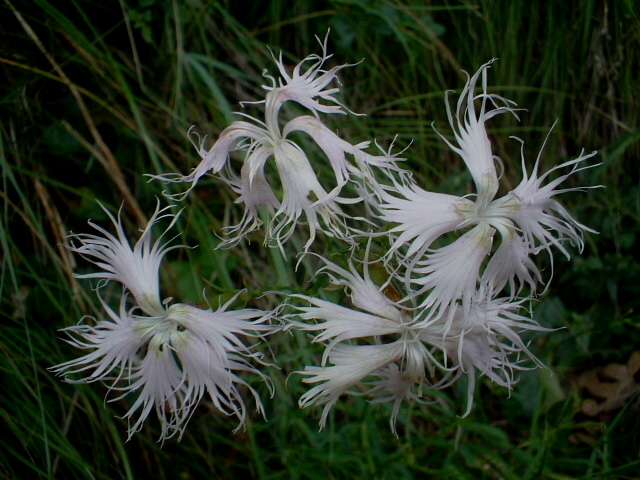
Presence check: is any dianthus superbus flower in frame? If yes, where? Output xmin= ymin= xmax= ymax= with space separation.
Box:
xmin=152 ymin=34 xmax=396 ymax=253
xmin=286 ymin=252 xmax=546 ymax=433
xmin=378 ymin=60 xmax=598 ymax=315
xmin=51 ymin=203 xmax=275 ymax=441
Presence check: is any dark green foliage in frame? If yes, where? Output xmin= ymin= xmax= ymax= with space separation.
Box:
xmin=1 ymin=0 xmax=638 ymax=478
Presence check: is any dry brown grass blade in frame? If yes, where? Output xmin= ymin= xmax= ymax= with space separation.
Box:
xmin=0 ymin=188 xmax=96 ymax=316
xmin=33 ymin=178 xmax=88 ymax=310
xmin=6 ymin=0 xmax=147 ymax=225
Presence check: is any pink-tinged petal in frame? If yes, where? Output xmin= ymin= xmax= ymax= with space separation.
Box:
xmin=298 ymin=343 xmax=403 ymax=429
xmin=261 ymin=32 xmax=358 ymax=118
xmin=421 ymin=296 xmax=550 ymax=416
xmin=284 ymin=115 xmax=354 ymax=190
xmin=50 ymin=296 xmax=146 ymax=383
xmin=435 ymin=59 xmax=519 ymax=206
xmin=216 ymin=145 xmax=280 ymax=248
xmin=135 ymin=300 xmax=274 ymax=441
xmin=67 ymin=202 xmax=183 ymax=317
xmin=504 ymin=134 xmax=599 ymax=261
xmin=121 ymin=335 xmax=187 ymax=440
xmin=483 ymin=228 xmax=542 ymax=297
xmin=160 ymin=303 xmax=274 ymax=435
xmin=409 ymin=223 xmax=495 ymax=322
xmin=378 ymin=180 xmax=471 ymax=262
xmin=268 ymin=140 xmax=355 ymax=252
xmin=150 ymin=120 xmax=268 ymax=199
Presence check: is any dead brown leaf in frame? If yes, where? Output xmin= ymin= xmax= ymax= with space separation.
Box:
xmin=575 ymin=351 xmax=640 ymax=417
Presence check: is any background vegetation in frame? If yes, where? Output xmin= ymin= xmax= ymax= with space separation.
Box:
xmin=1 ymin=0 xmax=639 ymax=478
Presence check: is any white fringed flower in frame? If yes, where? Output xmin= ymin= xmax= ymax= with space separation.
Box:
xmin=212 ymin=116 xmax=375 ymax=252
xmin=287 ymin=253 xmax=546 ymax=433
xmin=287 ymin=256 xmax=428 ymax=431
xmin=52 ymin=203 xmax=274 ymax=441
xmin=153 ymin=35 xmax=391 ymax=253
xmin=378 ymin=60 xmax=597 ymax=309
